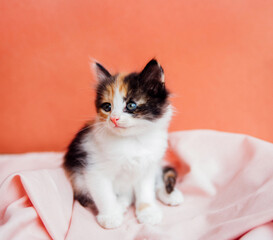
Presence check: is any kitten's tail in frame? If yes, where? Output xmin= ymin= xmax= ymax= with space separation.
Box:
xmin=162 ymin=166 xmax=177 ymax=194
xmin=157 ymin=165 xmax=184 ymax=206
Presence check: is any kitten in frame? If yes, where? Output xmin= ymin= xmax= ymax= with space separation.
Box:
xmin=64 ymin=59 xmax=184 ymax=229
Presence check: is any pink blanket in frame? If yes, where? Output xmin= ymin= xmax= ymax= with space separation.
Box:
xmin=1 ymin=130 xmax=273 ymax=240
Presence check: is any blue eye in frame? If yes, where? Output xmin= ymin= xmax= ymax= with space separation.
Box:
xmin=101 ymin=102 xmax=111 ymax=112
xmin=126 ymin=101 xmax=137 ymax=111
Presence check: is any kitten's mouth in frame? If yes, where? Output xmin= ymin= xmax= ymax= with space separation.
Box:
xmin=111 ymin=121 xmax=129 ymax=129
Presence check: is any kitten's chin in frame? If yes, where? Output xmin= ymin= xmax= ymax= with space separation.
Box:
xmin=108 ymin=126 xmax=133 ymax=136
xmin=108 ymin=125 xmax=147 ymax=137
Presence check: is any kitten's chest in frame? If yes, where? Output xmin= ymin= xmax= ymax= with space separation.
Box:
xmin=105 ymin=137 xmax=153 ymax=162
xmin=109 ymin=138 xmax=157 ymax=181
xmin=98 ymin=132 xmax=167 ymax=166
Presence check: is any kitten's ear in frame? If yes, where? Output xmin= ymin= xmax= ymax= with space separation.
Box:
xmin=139 ymin=59 xmax=165 ymax=83
xmin=92 ymin=61 xmax=112 ymax=82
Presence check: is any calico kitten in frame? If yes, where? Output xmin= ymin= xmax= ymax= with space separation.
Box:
xmin=64 ymin=59 xmax=183 ymax=229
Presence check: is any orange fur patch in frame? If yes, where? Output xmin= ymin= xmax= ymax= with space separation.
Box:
xmin=116 ymin=73 xmax=128 ymax=96
xmin=137 ymin=203 xmax=150 ymax=211
xmin=101 ymin=84 xmax=114 ymax=103
xmin=98 ymin=111 xmax=108 ymax=121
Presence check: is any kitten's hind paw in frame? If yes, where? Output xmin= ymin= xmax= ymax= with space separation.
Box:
xmin=157 ymin=188 xmax=184 ymax=206
xmin=97 ymin=211 xmax=123 ymax=229
xmin=136 ymin=204 xmax=162 ymax=225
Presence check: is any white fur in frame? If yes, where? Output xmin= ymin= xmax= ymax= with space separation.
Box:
xmin=157 ymin=187 xmax=184 ymax=206
xmin=72 ymin=85 xmax=182 ymax=228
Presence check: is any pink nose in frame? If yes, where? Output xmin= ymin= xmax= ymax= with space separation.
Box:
xmin=110 ymin=117 xmax=119 ymax=126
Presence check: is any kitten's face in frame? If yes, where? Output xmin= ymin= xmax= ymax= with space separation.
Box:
xmin=94 ymin=59 xmax=170 ymax=136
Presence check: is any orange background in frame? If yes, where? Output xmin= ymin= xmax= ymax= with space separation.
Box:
xmin=1 ymin=0 xmax=272 ymax=153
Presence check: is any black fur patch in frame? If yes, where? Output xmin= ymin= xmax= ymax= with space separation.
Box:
xmin=75 ymin=193 xmax=93 ymax=207
xmin=64 ymin=125 xmax=91 ymax=171
xmin=75 ymin=193 xmax=98 ymax=214
xmin=163 ymin=166 xmax=177 ymax=194
xmin=124 ymin=59 xmax=169 ymax=121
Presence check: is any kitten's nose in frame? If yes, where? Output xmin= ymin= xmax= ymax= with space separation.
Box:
xmin=110 ymin=116 xmax=119 ymax=126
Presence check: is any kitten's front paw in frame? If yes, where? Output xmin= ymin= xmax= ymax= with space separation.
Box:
xmin=136 ymin=204 xmax=162 ymax=225
xmin=158 ymin=188 xmax=184 ymax=206
xmin=97 ymin=211 xmax=123 ymax=229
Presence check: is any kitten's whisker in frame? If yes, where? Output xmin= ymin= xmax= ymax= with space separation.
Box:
xmin=92 ymin=125 xmax=106 ymax=135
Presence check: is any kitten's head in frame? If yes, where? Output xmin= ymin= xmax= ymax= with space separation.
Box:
xmin=93 ymin=59 xmax=171 ymax=136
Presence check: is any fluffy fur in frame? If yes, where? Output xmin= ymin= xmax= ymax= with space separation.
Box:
xmin=64 ymin=59 xmax=183 ymax=229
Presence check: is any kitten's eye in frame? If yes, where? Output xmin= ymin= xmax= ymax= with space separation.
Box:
xmin=126 ymin=101 xmax=137 ymax=111
xmin=101 ymin=102 xmax=111 ymax=112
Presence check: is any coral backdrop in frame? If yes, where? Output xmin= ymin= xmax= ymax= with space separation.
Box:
xmin=1 ymin=0 xmax=272 ymax=153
